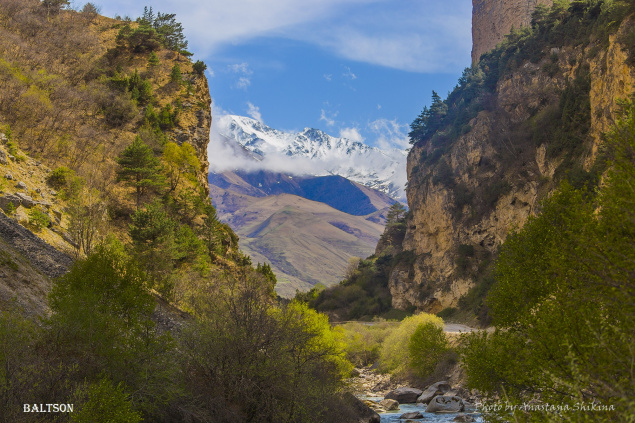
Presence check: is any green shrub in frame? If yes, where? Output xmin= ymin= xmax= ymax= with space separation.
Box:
xmin=436 ymin=307 xmax=458 ymax=320
xmin=47 ymin=166 xmax=74 ymax=190
xmin=379 ymin=312 xmax=444 ymax=376
xmin=339 ymin=321 xmax=396 ymax=367
xmin=408 ymin=322 xmax=449 ymax=379
xmin=5 ymin=201 xmax=16 ymax=216
xmin=192 ymin=60 xmax=207 ymax=76
xmin=101 ymin=93 xmax=137 ymax=127
xmin=71 ymin=378 xmax=141 ymax=423
xmin=28 ymin=209 xmax=50 ymax=230
xmin=170 ymin=64 xmax=181 ymax=83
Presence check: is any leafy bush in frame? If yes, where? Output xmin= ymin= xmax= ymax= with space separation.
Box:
xmin=408 ymin=322 xmax=449 ymax=379
xmin=46 ymin=166 xmax=74 ymax=190
xmin=379 ymin=312 xmax=444 ymax=376
xmin=28 ymin=208 xmax=50 ymax=230
xmin=339 ymin=321 xmax=396 ymax=367
xmin=436 ymin=307 xmax=458 ymax=320
xmin=192 ymin=60 xmax=207 ymax=76
xmin=71 ymin=378 xmax=141 ymax=423
xmin=100 ymin=92 xmax=137 ymax=127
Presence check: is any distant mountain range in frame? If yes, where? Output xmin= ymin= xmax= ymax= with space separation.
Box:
xmin=208 ymin=115 xmax=408 ymax=296
xmin=210 ymin=115 xmax=408 ymax=201
xmin=209 ymin=171 xmax=393 ymax=296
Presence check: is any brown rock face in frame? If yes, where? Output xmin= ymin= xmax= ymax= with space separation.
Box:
xmin=391 ymin=18 xmax=634 ymax=314
xmin=472 ymin=0 xmax=553 ymax=63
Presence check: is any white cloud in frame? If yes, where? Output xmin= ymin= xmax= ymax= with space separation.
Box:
xmin=339 ymin=127 xmax=364 ymax=143
xmin=246 ymin=102 xmax=263 ymax=122
xmin=342 ymin=66 xmax=357 ymax=80
xmin=323 ymin=74 xmax=332 ymax=82
xmin=99 ymin=1 xmax=471 ymax=74
xmin=319 ymin=109 xmax=336 ymax=127
xmin=236 ymin=77 xmax=251 ymax=90
xmin=368 ymin=118 xmax=410 ymax=150
xmin=228 ymin=63 xmax=252 ymax=74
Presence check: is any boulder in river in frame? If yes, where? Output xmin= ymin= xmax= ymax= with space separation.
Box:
xmin=344 ymin=393 xmax=381 ymax=423
xmin=385 ymin=387 xmax=423 ymax=404
xmin=416 ymin=381 xmax=452 ymax=404
xmin=453 ymin=413 xmax=476 ymax=422
xmin=399 ymin=411 xmax=424 ymax=419
xmin=425 ymin=395 xmax=465 ymax=413
xmin=380 ymin=398 xmax=399 ymax=411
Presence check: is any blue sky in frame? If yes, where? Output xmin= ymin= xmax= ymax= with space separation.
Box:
xmin=94 ymin=0 xmax=472 ymax=150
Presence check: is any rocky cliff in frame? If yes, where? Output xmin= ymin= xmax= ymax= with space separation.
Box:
xmin=388 ymin=7 xmax=634 ymax=317
xmin=472 ymin=0 xmax=553 ymax=63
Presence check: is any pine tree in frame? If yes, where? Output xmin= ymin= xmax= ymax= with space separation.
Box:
xmin=116 ymin=136 xmax=164 ymax=209
xmin=170 ymin=64 xmax=181 ymax=83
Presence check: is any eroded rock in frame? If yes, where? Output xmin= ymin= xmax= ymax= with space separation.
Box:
xmin=417 ymin=381 xmax=452 ymax=404
xmin=425 ymin=395 xmax=464 ymax=413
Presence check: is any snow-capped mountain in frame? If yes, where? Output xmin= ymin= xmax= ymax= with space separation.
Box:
xmin=210 ymin=115 xmax=408 ymax=200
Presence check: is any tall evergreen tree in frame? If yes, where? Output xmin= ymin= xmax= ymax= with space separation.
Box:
xmin=116 ymin=136 xmax=164 ymax=209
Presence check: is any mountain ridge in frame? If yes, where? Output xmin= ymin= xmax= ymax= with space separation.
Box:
xmin=210 ymin=114 xmax=408 ymax=200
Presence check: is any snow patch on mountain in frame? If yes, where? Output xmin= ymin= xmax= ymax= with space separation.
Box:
xmin=208 ymin=115 xmax=407 ymax=200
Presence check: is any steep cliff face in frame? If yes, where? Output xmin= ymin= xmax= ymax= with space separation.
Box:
xmin=391 ymin=14 xmax=634 ymax=315
xmin=472 ymin=0 xmax=553 ymax=63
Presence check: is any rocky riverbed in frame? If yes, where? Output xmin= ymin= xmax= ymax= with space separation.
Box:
xmin=349 ymin=367 xmax=484 ymax=422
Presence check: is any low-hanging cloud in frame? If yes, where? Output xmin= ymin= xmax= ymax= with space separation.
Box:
xmin=207 ymin=108 xmax=409 ymax=200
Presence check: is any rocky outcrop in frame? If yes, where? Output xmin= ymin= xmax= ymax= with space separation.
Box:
xmin=175 ymin=76 xmax=212 ymax=195
xmin=0 ymin=212 xmax=72 ymax=279
xmin=472 ymin=0 xmax=553 ymax=63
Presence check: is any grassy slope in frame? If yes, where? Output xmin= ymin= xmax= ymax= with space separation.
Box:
xmin=215 ymin=188 xmax=385 ymax=296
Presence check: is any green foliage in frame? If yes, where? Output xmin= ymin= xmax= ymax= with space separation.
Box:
xmin=28 ymin=208 xmax=50 ymax=230
xmin=379 ymin=312 xmax=444 ymax=376
xmin=409 ymin=91 xmax=448 ymax=145
xmin=256 ymin=262 xmax=277 ymax=286
xmin=158 ymin=103 xmax=178 ymax=130
xmin=170 ymin=64 xmax=181 ymax=83
xmin=116 ymin=136 xmax=164 ymax=208
xmin=47 ymin=240 xmax=179 ymax=419
xmin=461 ymin=98 xmax=635 ymax=421
xmin=386 ymin=202 xmax=407 ymax=226
xmin=71 ymin=378 xmax=141 ymax=423
xmin=307 ymin=257 xmax=394 ymax=320
xmin=127 ymin=69 xmax=153 ymax=105
xmin=339 ymin=321 xmax=395 ymax=367
xmin=99 ymin=92 xmax=138 ymax=127
xmin=116 ymin=24 xmax=162 ymax=53
xmin=4 ymin=202 xmax=16 ymax=216
xmin=408 ymin=322 xmax=449 ymax=380
xmin=436 ymin=307 xmax=458 ymax=320
xmin=180 ymin=270 xmax=352 ymax=422
xmin=0 ymin=307 xmax=41 ymax=423
xmin=46 ymin=166 xmax=74 ymax=190
xmin=147 ymin=51 xmax=159 ymax=68
xmin=162 ymin=141 xmax=199 ymax=190
xmin=192 ymin=60 xmax=207 ymax=76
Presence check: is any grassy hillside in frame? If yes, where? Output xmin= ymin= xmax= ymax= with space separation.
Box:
xmin=211 ymin=185 xmax=386 ymax=296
